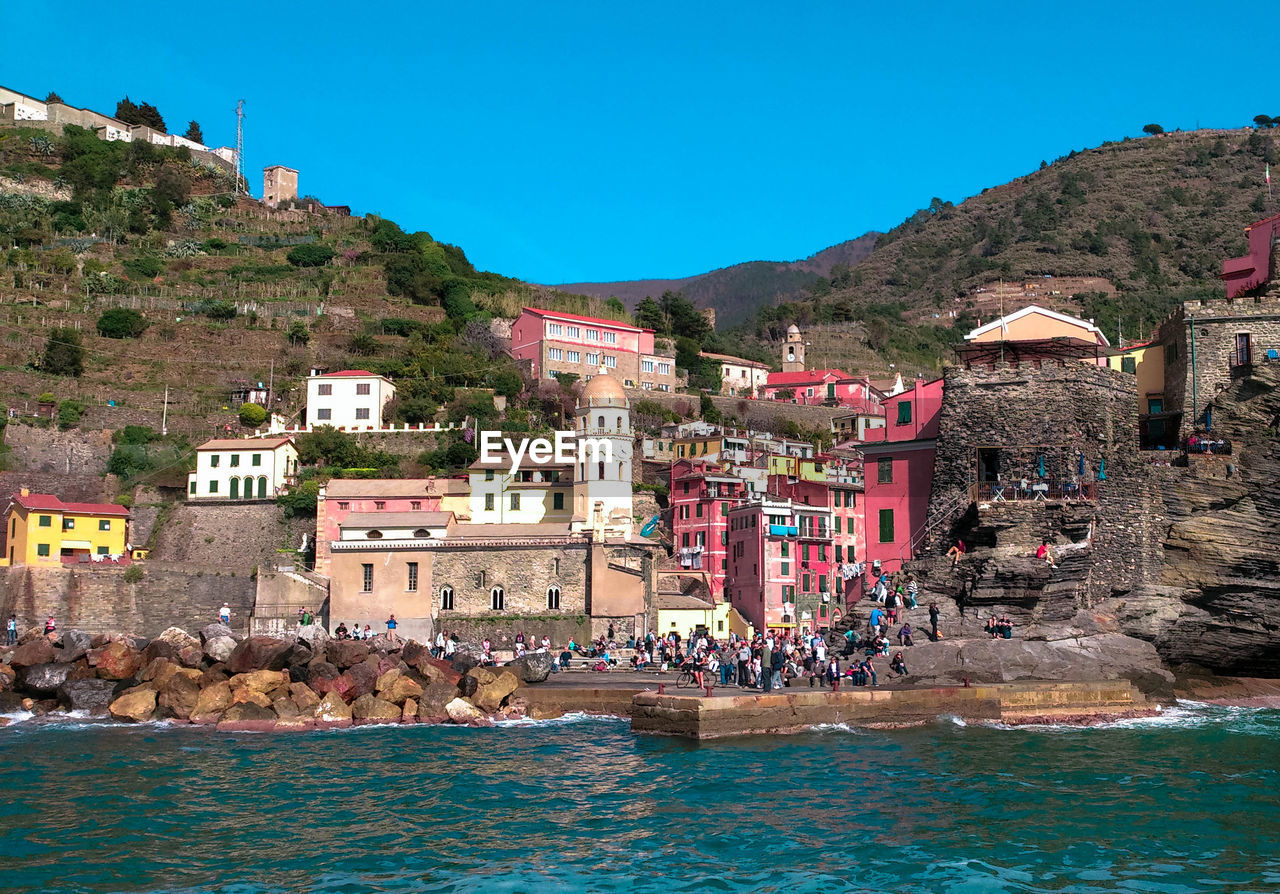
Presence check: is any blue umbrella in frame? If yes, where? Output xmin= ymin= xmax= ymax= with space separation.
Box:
xmin=1097 ymin=457 xmax=1107 ymax=481
xmin=1078 ymin=454 xmax=1086 ymax=476
xmin=1037 ymin=455 xmax=1046 ymax=478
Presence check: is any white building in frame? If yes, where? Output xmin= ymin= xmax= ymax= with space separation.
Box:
xmin=467 ymin=452 xmax=574 ymax=526
xmin=188 ymin=437 xmax=298 ymax=500
xmin=305 ymin=370 xmax=397 ymax=431
xmin=700 ymin=351 xmax=770 ymax=397
xmin=570 ymin=369 xmax=634 ymax=538
xmin=0 ymin=86 xmax=47 ymax=121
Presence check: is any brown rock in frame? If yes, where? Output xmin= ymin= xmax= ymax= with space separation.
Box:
xmin=315 ymin=691 xmax=353 ymax=727
xmin=190 ymin=681 xmax=233 ymax=723
xmin=402 ymin=698 xmax=417 ymax=722
xmin=381 ymin=674 xmax=423 ymax=706
xmin=289 ymin=682 xmax=320 ymax=710
xmin=466 ymin=667 xmax=520 ymax=712
xmin=325 ymin=639 xmax=370 ymax=669
xmin=226 ymin=637 xmax=293 ymax=674
xmin=231 ymin=687 xmax=273 ymax=708
xmin=140 ymin=657 xmax=181 ymax=689
xmin=445 ymin=697 xmax=486 ymax=724
xmin=417 ymin=681 xmax=459 ymax=722
xmin=351 ymin=693 xmax=403 ymax=723
xmin=0 ymin=664 xmax=17 ymax=691
xmin=341 ymin=663 xmax=378 ymax=700
xmin=228 ymin=670 xmax=289 ymax=693
xmin=157 ymin=670 xmax=204 ymax=720
xmin=108 ymin=689 xmax=157 ymax=723
xmin=217 ymin=701 xmax=277 ymax=731
xmin=10 ymin=637 xmax=55 ymax=669
xmin=273 ymin=697 xmax=301 ymax=720
xmin=375 ymin=667 xmax=402 ymax=692
xmin=90 ymin=642 xmax=143 ymax=680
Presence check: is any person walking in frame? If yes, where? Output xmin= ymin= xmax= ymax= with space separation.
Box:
xmin=6 ymin=614 xmax=17 ymax=645
xmin=929 ymin=602 xmax=941 ymax=641
xmin=737 ymin=641 xmax=750 ymax=687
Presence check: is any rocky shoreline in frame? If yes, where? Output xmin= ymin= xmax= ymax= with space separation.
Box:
xmin=0 ymin=624 xmax=555 ymax=731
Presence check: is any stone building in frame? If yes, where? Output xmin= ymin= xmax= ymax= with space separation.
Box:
xmin=263 ymin=165 xmax=299 ymax=207
xmin=781 ymin=324 xmax=806 ymax=372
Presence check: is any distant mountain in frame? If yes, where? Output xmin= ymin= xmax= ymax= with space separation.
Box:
xmin=553 ymin=233 xmax=879 ymax=328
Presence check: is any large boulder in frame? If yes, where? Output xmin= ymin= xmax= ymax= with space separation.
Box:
xmin=296 ymin=624 xmax=328 ymax=652
xmin=339 ymin=662 xmax=378 ymax=701
xmin=140 ymin=657 xmax=181 ymax=690
xmin=203 ymin=636 xmax=237 ymax=664
xmin=226 ymin=637 xmax=293 ymax=674
xmin=58 ymin=678 xmax=119 ymax=715
xmin=400 ymin=640 xmax=429 ymax=667
xmin=450 ymin=653 xmax=479 ymax=675
xmin=108 ymin=689 xmax=157 ymax=723
xmin=404 ymin=651 xmax=463 ymax=686
xmin=289 ymin=683 xmax=320 ymax=712
xmin=158 ymin=669 xmax=204 ymax=720
xmin=0 ymin=665 xmax=15 ymax=691
xmin=217 ymin=701 xmax=277 ymax=731
xmin=18 ymin=662 xmax=77 ymax=696
xmin=445 ymin=697 xmax=486 ymax=724
xmin=190 ymin=681 xmax=233 ymax=724
xmin=365 ymin=633 xmax=401 ymax=653
xmin=505 ymin=652 xmax=554 ymax=684
xmin=378 ymin=672 xmax=423 ymax=706
xmin=315 ymin=691 xmax=353 ymax=726
xmin=10 ymin=637 xmax=55 ymax=669
xmin=200 ymin=623 xmax=237 ymax=642
xmin=466 ymin=667 xmax=520 ymax=712
xmin=60 ymin=629 xmax=93 ymax=662
xmin=417 ymin=681 xmax=460 ymax=723
xmin=326 ymin=639 xmax=371 ymax=669
xmin=89 ymin=641 xmax=144 ymax=680
xmin=351 ymin=693 xmax=403 ymax=724
xmin=228 ymin=670 xmax=289 ymax=694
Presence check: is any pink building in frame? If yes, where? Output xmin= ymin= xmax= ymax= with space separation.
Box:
xmin=859 ymin=378 xmax=944 ymax=574
xmin=509 ymin=307 xmax=682 ymax=391
xmin=1222 ymin=213 xmax=1280 ymax=298
xmin=727 ymin=496 xmax=834 ymax=635
xmin=314 ymin=478 xmax=463 ymax=575
xmin=762 ymin=369 xmax=883 ymax=413
xmin=670 ymin=460 xmax=752 ymax=600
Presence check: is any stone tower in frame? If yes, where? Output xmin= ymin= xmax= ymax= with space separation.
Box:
xmin=571 ymin=368 xmax=633 ymax=538
xmin=782 ymin=324 xmax=806 ymax=372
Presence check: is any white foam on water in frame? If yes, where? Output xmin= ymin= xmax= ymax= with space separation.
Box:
xmin=806 ymin=722 xmax=867 ymax=734
xmin=978 ymin=699 xmax=1277 ymax=733
xmin=491 ymin=711 xmax=628 ymax=728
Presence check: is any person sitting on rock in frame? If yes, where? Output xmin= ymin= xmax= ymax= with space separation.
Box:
xmin=44 ymin=617 xmax=56 ymax=635
xmin=946 ymin=539 xmax=967 ymax=569
xmin=898 ymin=623 xmax=914 ymax=647
xmin=559 ymin=649 xmax=572 ymax=669
xmin=998 ymin=615 xmax=1014 ymax=639
xmin=985 ymin=616 xmax=999 ymax=638
xmin=1037 ymin=539 xmax=1058 ymax=568
xmin=335 ymin=622 xmax=349 ymax=639
xmin=890 ymin=651 xmax=908 ymax=678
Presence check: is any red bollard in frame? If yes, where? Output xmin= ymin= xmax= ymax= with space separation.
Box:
xmin=704 ymin=685 xmax=714 ymax=697
xmin=963 ymin=677 xmax=970 ymax=688
xmin=657 ymin=683 xmax=666 ymax=694
xmin=832 ymin=678 xmax=840 ymax=691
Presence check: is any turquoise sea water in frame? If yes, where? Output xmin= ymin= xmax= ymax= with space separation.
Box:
xmin=0 ymin=702 xmax=1277 ymax=894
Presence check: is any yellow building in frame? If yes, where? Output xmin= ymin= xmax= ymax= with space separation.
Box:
xmin=655 ymin=591 xmax=754 ymax=639
xmin=1105 ymin=340 xmax=1170 ymax=448
xmin=766 ymin=455 xmax=829 ymax=482
xmin=2 ymin=490 xmax=130 ymax=567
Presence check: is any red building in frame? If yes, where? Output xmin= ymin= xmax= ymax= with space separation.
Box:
xmin=315 ymin=478 xmax=460 ymax=576
xmin=859 ymin=378 xmax=944 ymax=573
xmin=509 ymin=307 xmax=682 ymax=391
xmin=1222 ymin=213 xmax=1280 ymax=298
xmin=669 ymin=460 xmax=752 ymax=600
xmin=762 ymin=369 xmax=883 ymax=413
xmin=727 ymin=496 xmax=834 ymax=635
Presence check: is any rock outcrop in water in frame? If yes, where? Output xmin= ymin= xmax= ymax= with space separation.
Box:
xmin=0 ymin=626 xmax=541 ymax=729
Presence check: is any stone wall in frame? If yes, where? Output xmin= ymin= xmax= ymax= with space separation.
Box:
xmin=1 ymin=423 xmax=112 ymax=478
xmin=0 ymin=561 xmax=255 ymax=636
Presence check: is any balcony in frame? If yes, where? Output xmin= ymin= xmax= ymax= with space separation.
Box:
xmin=973 ymin=479 xmax=1097 ymax=504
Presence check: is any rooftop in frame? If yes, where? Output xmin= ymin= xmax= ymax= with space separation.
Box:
xmin=340 ymin=511 xmax=453 ymax=529
xmin=520 ymin=306 xmax=647 ymax=332
xmin=309 ymin=369 xmax=386 ymax=379
xmin=700 ymin=351 xmax=770 ymax=368
xmin=323 ymin=478 xmax=467 ymax=498
xmin=197 ymin=437 xmax=294 ymax=451
xmin=766 ymin=368 xmax=855 ymax=386
xmin=12 ymin=493 xmax=129 ymax=517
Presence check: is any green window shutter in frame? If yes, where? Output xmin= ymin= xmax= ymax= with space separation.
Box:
xmin=878 ymin=508 xmax=894 ymax=543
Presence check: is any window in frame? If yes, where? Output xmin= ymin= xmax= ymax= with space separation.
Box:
xmin=189 ymin=481 xmax=196 ymax=495
xmin=877 ymin=457 xmax=893 ymax=484
xmin=252 ymin=454 xmax=262 ymax=467
xmin=897 ymin=401 xmax=912 ymax=424
xmin=658 ymin=362 xmax=671 ymax=375
xmin=37 ymin=543 xmax=50 ymax=557
xmin=1148 ymin=397 xmax=1165 ymax=414
xmin=440 ymin=586 xmax=454 ymax=610
xmin=781 ymin=561 xmax=790 ymax=575
xmin=62 ymin=518 xmax=75 ymax=531
xmin=547 ymin=586 xmax=561 ymax=609
xmin=476 ymin=570 xmax=486 ymax=588
xmin=549 ymin=348 xmax=564 ymax=361
xmin=485 ymin=470 xmax=495 ymax=481
xmin=337 ymin=502 xmax=350 ymax=510
xmin=567 ymin=351 xmax=581 ymax=363
xmin=603 ymin=331 xmax=617 ymax=344
xmin=209 ymin=481 xmax=219 ymax=494
xmin=407 ymin=562 xmax=418 ymax=592
xmin=491 ymin=586 xmax=505 ymax=610
xmin=553 ymin=558 xmax=560 ymax=576
xmin=802 ymin=544 xmax=810 ymax=561
xmin=695 ymin=503 xmax=703 ymax=518
xmin=548 ymin=323 xmax=563 ymax=336
xmin=1234 ymin=332 xmax=1253 ymax=367
xmin=721 ymin=531 xmax=728 ymax=546
xmin=97 ymin=546 xmax=109 ymax=555
xmin=316 ymin=409 xmax=332 ymax=420
xmin=836 ymin=545 xmax=843 ymax=562
xmin=510 ymin=493 xmax=521 ymax=510
xmin=603 ymin=355 xmax=617 ymax=368
xmin=210 ymin=455 xmax=220 ymax=468
xmin=355 ymin=408 xmax=370 ymax=420
xmin=361 ymin=564 xmax=373 ymax=592
xmin=1120 ymin=355 xmax=1137 ymax=374
xmin=366 ymin=530 xmax=382 ymax=540
xmin=553 ymin=492 xmax=564 ymax=510
xmin=413 ymin=529 xmax=430 ymax=539
xmin=99 ymin=519 xmax=111 ymax=531
xmin=374 ymin=501 xmax=386 ymax=510
xmin=585 ymin=328 xmax=599 ymax=341
xmin=835 ymin=517 xmax=842 ymax=534
xmin=878 ymin=509 xmax=895 ymax=543
xmin=485 ymin=493 xmax=495 ymax=511
xmin=410 ymin=501 xmax=421 ymax=510
xmin=586 ymin=353 xmax=599 ymax=366
xmin=38 ymin=515 xmax=51 ymax=528
xmin=318 ymin=383 xmax=333 ymax=396
xmin=567 ymin=326 xmax=581 ymax=338
xmin=682 ymin=533 xmax=690 ymax=547
xmin=356 ymin=383 xmax=371 ymax=395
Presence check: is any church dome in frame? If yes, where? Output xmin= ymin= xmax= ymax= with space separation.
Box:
xmin=786 ymin=324 xmax=801 ymax=335
xmin=579 ymin=369 xmax=627 ymax=407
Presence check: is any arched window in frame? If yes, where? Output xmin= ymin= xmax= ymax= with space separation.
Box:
xmin=490 ymin=586 xmax=505 ymax=610
xmin=597 ymin=415 xmax=605 ymax=429
xmin=546 ymin=586 xmax=561 ymax=609
xmin=617 ymin=415 xmax=623 ymax=430
xmin=413 ymin=528 xmax=430 ymax=539
xmin=366 ymin=530 xmax=383 ymax=539
xmin=598 ymin=460 xmax=605 ymax=480
xmin=440 ymin=586 xmax=454 ymax=610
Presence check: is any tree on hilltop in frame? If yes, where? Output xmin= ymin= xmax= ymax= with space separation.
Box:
xmin=44 ymin=91 xmax=63 ymax=104
xmin=1254 ymin=115 xmax=1276 ymax=130
xmin=1142 ymin=123 xmax=1164 ymax=135
xmin=115 ymin=96 xmax=166 ymax=132
xmin=183 ymin=120 xmax=204 ymax=144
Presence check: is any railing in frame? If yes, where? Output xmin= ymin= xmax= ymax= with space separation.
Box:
xmin=973 ymin=479 xmax=1097 ymax=503
xmin=1183 ymin=437 xmax=1232 ymax=456
xmin=898 ymin=487 xmax=969 ymax=566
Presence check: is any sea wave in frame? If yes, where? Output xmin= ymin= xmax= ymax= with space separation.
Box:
xmin=980 ymin=699 xmax=1280 ymax=733
xmin=491 ymin=711 xmax=629 ymax=728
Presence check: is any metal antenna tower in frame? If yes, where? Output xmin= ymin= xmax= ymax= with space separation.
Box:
xmin=234 ymin=99 xmax=246 ymax=196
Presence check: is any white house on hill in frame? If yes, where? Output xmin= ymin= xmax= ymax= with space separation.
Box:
xmin=305 ymin=370 xmax=397 ymax=431
xmin=188 ymin=438 xmax=298 ymax=500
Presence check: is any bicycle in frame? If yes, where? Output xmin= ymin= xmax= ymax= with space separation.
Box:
xmin=674 ymin=665 xmax=704 ymax=689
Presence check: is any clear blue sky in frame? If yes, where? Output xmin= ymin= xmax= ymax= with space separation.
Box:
xmin=9 ymin=1 xmax=1269 ymax=284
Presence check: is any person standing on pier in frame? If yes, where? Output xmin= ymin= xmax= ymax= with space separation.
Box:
xmin=760 ymin=640 xmax=774 ymax=692
xmin=929 ymin=602 xmax=941 ymax=641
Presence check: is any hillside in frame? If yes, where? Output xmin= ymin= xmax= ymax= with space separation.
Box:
xmin=554 ymin=233 xmax=879 ymax=327
xmin=732 ymin=128 xmax=1280 ymax=374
